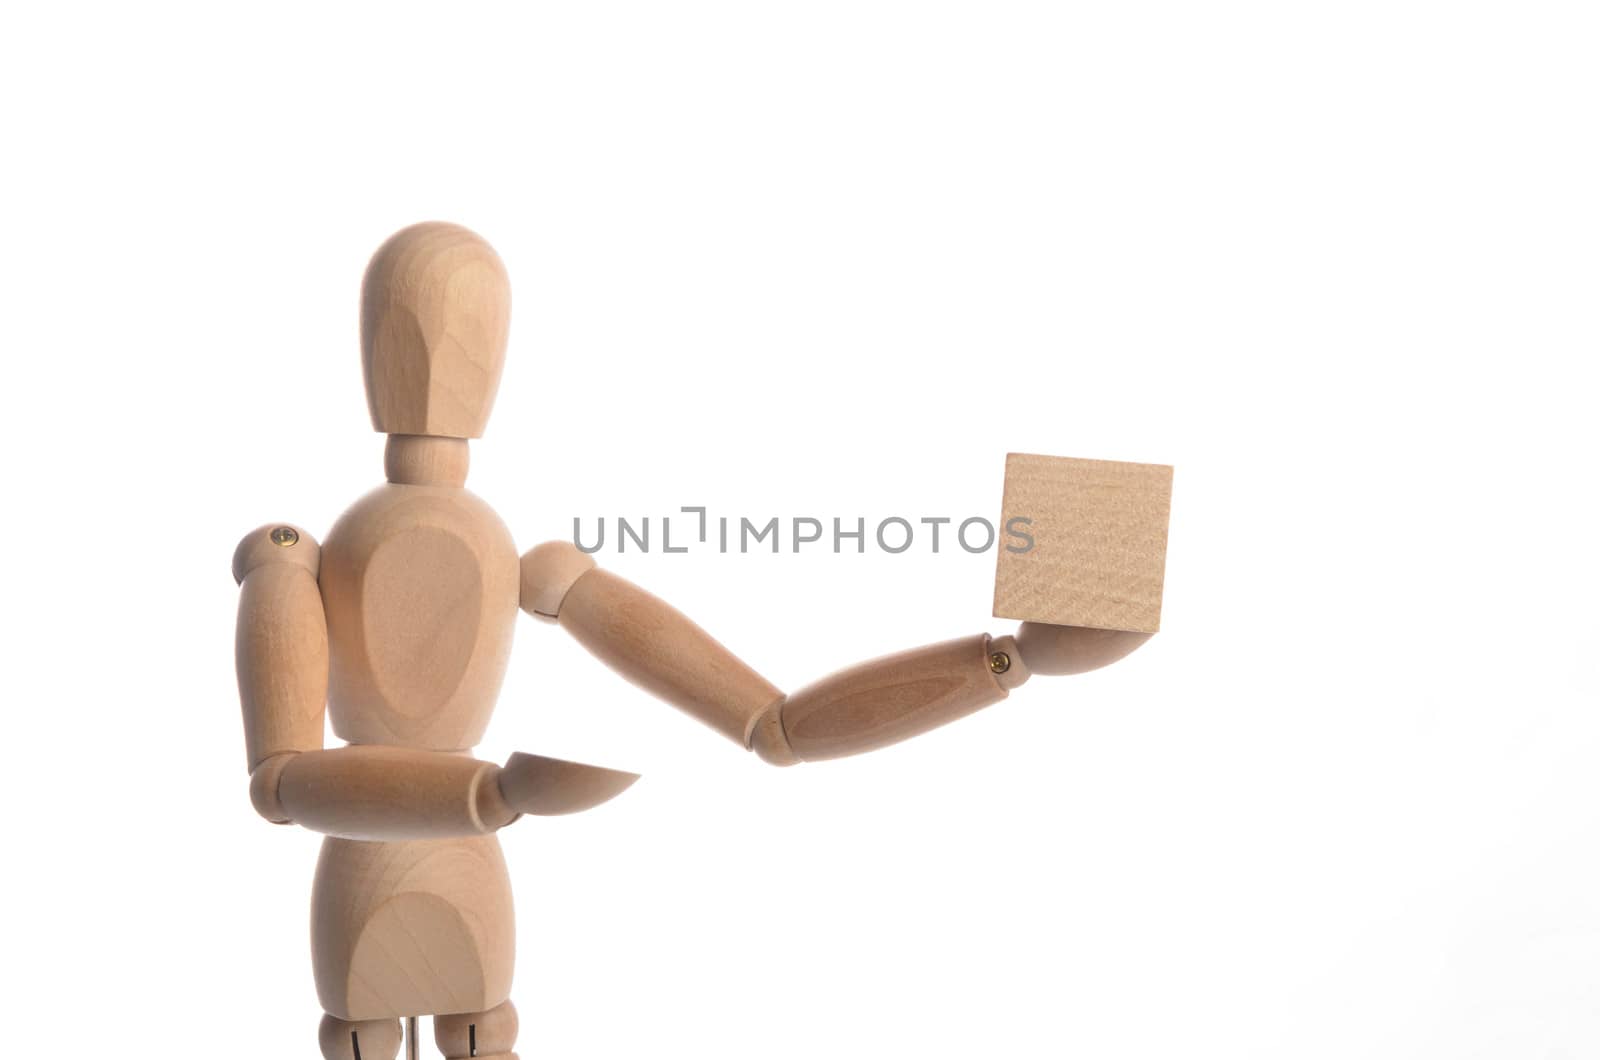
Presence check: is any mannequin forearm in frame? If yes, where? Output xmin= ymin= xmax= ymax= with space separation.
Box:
xmin=758 ymin=633 xmax=1024 ymax=763
xmin=254 ymin=746 xmax=641 ymax=839
xmin=270 ymin=746 xmax=517 ymax=840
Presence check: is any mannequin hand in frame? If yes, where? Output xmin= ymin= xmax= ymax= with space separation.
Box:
xmin=1013 ymin=622 xmax=1152 ymax=675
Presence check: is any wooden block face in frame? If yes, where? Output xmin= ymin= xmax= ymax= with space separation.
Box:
xmin=993 ymin=453 xmax=1173 ymax=633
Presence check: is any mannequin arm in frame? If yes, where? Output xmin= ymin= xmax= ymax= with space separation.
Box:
xmin=269 ymin=746 xmax=516 ymax=840
xmin=246 ymin=746 xmax=639 ymax=840
xmin=518 ymin=542 xmax=1150 ymax=765
xmin=233 ymin=523 xmax=328 ymax=821
xmin=234 ymin=529 xmax=639 ymax=834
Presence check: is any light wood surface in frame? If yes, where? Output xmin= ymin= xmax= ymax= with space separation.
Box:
xmin=361 ymin=222 xmax=511 ymax=439
xmin=233 ymin=520 xmax=321 ymax=583
xmin=312 ymin=834 xmax=515 ymax=1021
xmin=993 ymin=453 xmax=1173 ymax=633
xmin=275 ymin=746 xmax=516 ymax=841
xmin=1013 ymin=621 xmax=1153 ymax=675
xmin=780 ymin=634 xmax=1010 ymax=761
xmin=746 ymin=700 xmax=799 ymax=766
xmin=518 ymin=539 xmax=596 ymax=619
xmin=558 ymin=568 xmax=785 ymax=745
xmin=986 ymin=632 xmax=1032 ymax=690
xmin=320 ymin=484 xmax=519 ymax=750
xmin=267 ymin=745 xmax=640 ymax=837
xmin=249 ymin=751 xmax=297 ymax=823
xmin=499 ymin=751 xmax=639 ymax=816
xmin=385 ymin=434 xmax=469 ymax=487
xmin=234 ymin=524 xmax=328 ymax=772
xmin=554 ymin=564 xmax=1035 ymax=763
xmin=435 ymin=1000 xmax=518 ymax=1059
xmin=319 ymin=1014 xmax=403 ymax=1060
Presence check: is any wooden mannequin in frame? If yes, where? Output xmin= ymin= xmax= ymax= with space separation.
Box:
xmin=234 ymin=222 xmax=1157 ymax=1060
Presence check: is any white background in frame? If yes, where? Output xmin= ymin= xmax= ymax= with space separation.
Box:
xmin=3 ymin=3 xmax=1596 ymax=1057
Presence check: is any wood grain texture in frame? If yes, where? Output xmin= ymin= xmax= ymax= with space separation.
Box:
xmin=276 ymin=746 xmax=516 ymax=841
xmin=385 ymin=434 xmax=469 ymax=487
xmin=780 ymin=634 xmax=1009 ymax=761
xmin=361 ymin=222 xmax=511 ymax=439
xmin=1013 ymin=622 xmax=1153 ymax=675
xmin=312 ymin=834 xmax=515 ymax=1021
xmin=518 ymin=540 xmax=596 ymax=618
xmin=986 ymin=632 xmax=1032 ymax=690
xmin=233 ymin=520 xmax=321 ymax=584
xmin=319 ymin=1015 xmax=403 ymax=1060
xmin=234 ymin=525 xmax=328 ymax=771
xmin=498 ymin=752 xmax=638 ymax=816
xmin=250 ymin=751 xmax=297 ymax=823
xmin=558 ymin=568 xmax=784 ymax=745
xmin=435 ymin=1000 xmax=517 ymax=1059
xmin=747 ymin=701 xmax=799 ymax=766
xmin=320 ymin=484 xmax=519 ymax=750
xmin=993 ymin=453 xmax=1173 ymax=633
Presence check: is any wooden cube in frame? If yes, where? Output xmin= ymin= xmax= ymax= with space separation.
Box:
xmin=992 ymin=453 xmax=1173 ymax=633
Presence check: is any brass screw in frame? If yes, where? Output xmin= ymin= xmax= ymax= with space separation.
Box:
xmin=269 ymin=526 xmax=299 ymax=547
xmin=989 ymin=651 xmax=1011 ymax=674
